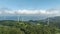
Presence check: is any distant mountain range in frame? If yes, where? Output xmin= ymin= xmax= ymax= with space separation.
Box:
xmin=0 ymin=15 xmax=60 ymax=28
xmin=43 ymin=16 xmax=60 ymax=23
xmin=42 ymin=16 xmax=60 ymax=28
xmin=0 ymin=15 xmax=47 ymax=21
xmin=0 ymin=15 xmax=60 ymax=22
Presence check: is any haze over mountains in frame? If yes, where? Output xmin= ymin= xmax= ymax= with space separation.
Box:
xmin=0 ymin=8 xmax=60 ymax=21
xmin=0 ymin=15 xmax=47 ymax=21
xmin=0 ymin=15 xmax=60 ymax=21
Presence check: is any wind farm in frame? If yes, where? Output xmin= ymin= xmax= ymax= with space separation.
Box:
xmin=0 ymin=0 xmax=60 ymax=34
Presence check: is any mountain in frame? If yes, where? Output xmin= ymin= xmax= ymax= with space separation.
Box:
xmin=28 ymin=16 xmax=60 ymax=28
xmin=42 ymin=16 xmax=60 ymax=28
xmin=0 ymin=15 xmax=47 ymax=21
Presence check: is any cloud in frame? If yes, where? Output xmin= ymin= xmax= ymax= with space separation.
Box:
xmin=16 ymin=10 xmax=39 ymax=14
xmin=0 ymin=8 xmax=60 ymax=17
xmin=0 ymin=11 xmax=2 ymax=14
xmin=46 ymin=8 xmax=60 ymax=16
xmin=0 ymin=9 xmax=47 ymax=14
xmin=4 ymin=11 xmax=15 ymax=14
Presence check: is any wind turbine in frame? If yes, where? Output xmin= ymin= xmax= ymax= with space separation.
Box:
xmin=47 ymin=12 xmax=50 ymax=26
xmin=15 ymin=11 xmax=20 ymax=23
xmin=3 ymin=11 xmax=6 ymax=20
xmin=47 ymin=16 xmax=49 ymax=25
xmin=17 ymin=13 xmax=20 ymax=23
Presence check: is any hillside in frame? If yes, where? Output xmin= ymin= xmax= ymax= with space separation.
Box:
xmin=27 ymin=16 xmax=60 ymax=29
xmin=43 ymin=16 xmax=60 ymax=28
xmin=0 ymin=20 xmax=59 ymax=34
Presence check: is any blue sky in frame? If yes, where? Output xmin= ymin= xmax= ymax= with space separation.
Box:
xmin=0 ymin=0 xmax=60 ymax=10
xmin=0 ymin=0 xmax=60 ymax=16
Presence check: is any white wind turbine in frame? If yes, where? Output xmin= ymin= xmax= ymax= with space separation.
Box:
xmin=40 ymin=10 xmax=50 ymax=25
xmin=46 ymin=12 xmax=50 ymax=26
xmin=2 ymin=11 xmax=6 ymax=20
xmin=47 ymin=15 xmax=49 ymax=25
xmin=15 ymin=11 xmax=20 ymax=22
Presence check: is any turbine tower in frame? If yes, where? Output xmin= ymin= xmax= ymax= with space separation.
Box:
xmin=17 ymin=14 xmax=20 ymax=23
xmin=47 ymin=14 xmax=50 ymax=26
xmin=47 ymin=17 xmax=49 ymax=25
xmin=16 ymin=11 xmax=20 ymax=23
xmin=46 ymin=12 xmax=50 ymax=26
xmin=3 ymin=11 xmax=6 ymax=20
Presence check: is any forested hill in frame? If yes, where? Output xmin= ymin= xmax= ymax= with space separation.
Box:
xmin=27 ymin=16 xmax=60 ymax=28
xmin=0 ymin=20 xmax=60 ymax=34
xmin=42 ymin=16 xmax=60 ymax=28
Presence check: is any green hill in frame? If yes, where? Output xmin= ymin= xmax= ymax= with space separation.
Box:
xmin=0 ymin=20 xmax=59 ymax=34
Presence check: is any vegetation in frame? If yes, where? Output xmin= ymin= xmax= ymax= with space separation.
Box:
xmin=0 ymin=20 xmax=59 ymax=34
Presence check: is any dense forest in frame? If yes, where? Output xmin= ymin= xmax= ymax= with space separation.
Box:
xmin=0 ymin=20 xmax=60 ymax=34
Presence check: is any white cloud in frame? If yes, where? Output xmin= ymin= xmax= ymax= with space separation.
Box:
xmin=46 ymin=9 xmax=60 ymax=16
xmin=0 ymin=9 xmax=60 ymax=17
xmin=0 ymin=11 xmax=2 ymax=14
xmin=4 ymin=11 xmax=15 ymax=14
xmin=16 ymin=10 xmax=39 ymax=14
xmin=40 ymin=10 xmax=47 ymax=14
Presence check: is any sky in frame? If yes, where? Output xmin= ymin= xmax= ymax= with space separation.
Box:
xmin=0 ymin=0 xmax=60 ymax=10
xmin=0 ymin=0 xmax=60 ymax=16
